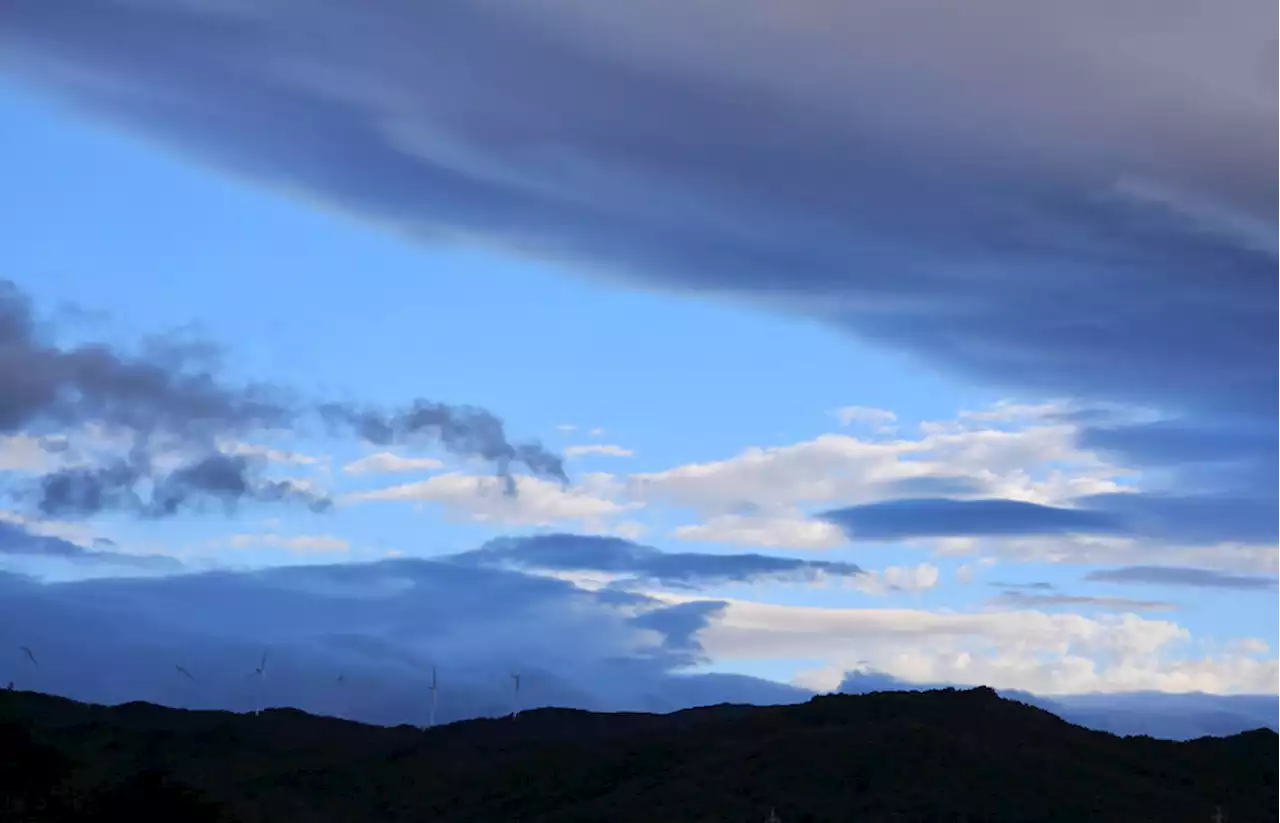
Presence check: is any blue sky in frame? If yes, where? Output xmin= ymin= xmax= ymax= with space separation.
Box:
xmin=0 ymin=0 xmax=1275 ymax=718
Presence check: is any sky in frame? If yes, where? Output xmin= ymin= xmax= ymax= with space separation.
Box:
xmin=0 ymin=0 xmax=1275 ymax=737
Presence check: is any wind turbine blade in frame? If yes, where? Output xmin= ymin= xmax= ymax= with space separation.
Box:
xmin=20 ymin=646 xmax=38 ymax=666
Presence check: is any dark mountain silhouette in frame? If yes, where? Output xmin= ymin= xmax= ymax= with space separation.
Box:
xmin=1 ymin=687 xmax=1273 ymax=822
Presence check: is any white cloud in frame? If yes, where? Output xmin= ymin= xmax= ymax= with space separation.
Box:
xmin=555 ymin=424 xmax=578 ymax=433
xmin=228 ymin=533 xmax=351 ymax=555
xmin=344 ymin=472 xmax=638 ymax=527
xmin=625 ymin=406 xmax=1126 ymax=523
xmin=341 ymin=451 xmax=445 ymax=476
xmin=610 ymin=521 xmax=649 ymax=541
xmin=844 ymin=562 xmax=941 ymax=595
xmin=833 ymin=405 xmax=898 ymax=432
xmin=671 ymin=514 xmax=847 ymax=550
xmin=967 ymin=534 xmax=1280 ymax=574
xmin=0 ymin=509 xmax=99 ymax=548
xmin=955 ymin=564 xmax=976 ymax=584
xmin=219 ymin=440 xmax=326 ymax=466
xmin=883 ymin=563 xmax=941 ymax=593
xmin=684 ymin=596 xmax=1279 ymax=695
xmin=588 ymin=427 xmax=607 ymax=437
xmin=0 ymin=434 xmax=55 ymax=473
xmin=564 ymin=444 xmax=635 ymax=458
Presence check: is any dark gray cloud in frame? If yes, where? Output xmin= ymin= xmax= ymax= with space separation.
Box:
xmin=986 ymin=589 xmax=1179 ymax=613
xmin=987 ymin=581 xmax=1055 ymax=590
xmin=448 ymin=533 xmax=866 ymax=588
xmin=821 ymin=491 xmax=1279 ymax=545
xmin=0 ymin=0 xmax=1272 ymax=544
xmin=1085 ymin=566 xmax=1279 ymax=591
xmin=0 ymin=557 xmax=803 ymax=724
xmin=319 ymin=401 xmax=566 ymax=491
xmin=35 ymin=453 xmax=333 ymax=519
xmin=820 ymin=498 xmax=1123 ymax=541
xmin=0 ymin=278 xmax=288 ymax=439
xmin=0 ymin=278 xmax=566 ymax=517
xmin=0 ymin=519 xmax=180 ymax=571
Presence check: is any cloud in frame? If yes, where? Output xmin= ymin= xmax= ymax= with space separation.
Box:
xmin=1 ymin=0 xmax=1269 ymax=552
xmin=0 ymin=540 xmax=1273 ymax=738
xmin=318 ymin=401 xmax=567 ymax=490
xmin=1084 ymin=565 xmax=1279 ymax=591
xmin=834 ymin=406 xmax=897 ymax=431
xmin=625 ymin=411 xmax=1127 ymax=523
xmin=564 ymin=444 xmax=634 ymax=458
xmin=448 ymin=532 xmax=867 ymax=589
xmin=0 ymin=279 xmax=289 ymax=440
xmin=691 ymin=596 xmax=1278 ymax=695
xmin=343 ymin=472 xmax=633 ymax=527
xmin=0 ymin=519 xmax=180 ymax=573
xmin=36 ymin=453 xmax=334 ymax=519
xmin=0 ymin=434 xmax=58 ymax=472
xmin=341 ymin=451 xmax=444 ymax=476
xmin=0 ymin=279 xmax=566 ymax=519
xmin=219 ymin=440 xmax=326 ymax=466
xmin=228 ymin=533 xmax=351 ymax=556
xmin=851 ymin=562 xmax=942 ymax=595
xmin=820 ymin=498 xmax=1123 ymax=541
xmin=0 ymin=556 xmax=803 ymax=723
xmin=670 ymin=514 xmax=847 ymax=551
xmin=985 ymin=589 xmax=1180 ymax=613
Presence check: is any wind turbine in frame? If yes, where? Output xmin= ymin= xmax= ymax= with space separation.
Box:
xmin=17 ymin=646 xmax=38 ymax=691
xmin=334 ymin=672 xmax=350 ymax=721
xmin=172 ymin=664 xmax=197 ymax=709
xmin=246 ymin=650 xmax=268 ymax=715
xmin=428 ymin=665 xmax=439 ymax=728
xmin=509 ymin=671 xmax=521 ymax=719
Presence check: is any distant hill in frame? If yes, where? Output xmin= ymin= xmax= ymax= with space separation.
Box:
xmin=1 ymin=687 xmax=1274 ymax=822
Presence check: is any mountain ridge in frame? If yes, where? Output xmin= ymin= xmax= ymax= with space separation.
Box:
xmin=2 ymin=686 xmax=1275 ymax=822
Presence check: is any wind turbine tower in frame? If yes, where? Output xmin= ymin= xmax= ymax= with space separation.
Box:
xmin=247 ymin=650 xmax=268 ymax=715
xmin=18 ymin=645 xmax=38 ymax=691
xmin=510 ymin=671 xmax=521 ymax=719
xmin=428 ymin=665 xmax=439 ymax=728
xmin=173 ymin=663 xmax=197 ymax=708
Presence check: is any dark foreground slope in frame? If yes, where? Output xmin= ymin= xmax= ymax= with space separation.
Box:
xmin=1 ymin=687 xmax=1274 ymax=823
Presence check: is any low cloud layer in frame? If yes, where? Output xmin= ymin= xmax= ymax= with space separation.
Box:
xmin=1 ymin=553 xmax=1273 ymax=739
xmin=0 ymin=558 xmax=801 ymax=724
xmin=447 ymin=533 xmax=867 ymax=589
xmin=0 ymin=519 xmax=179 ymax=572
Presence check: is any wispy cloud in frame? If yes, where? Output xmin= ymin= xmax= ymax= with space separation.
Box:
xmin=564 ymin=444 xmax=634 ymax=458
xmin=341 ymin=451 xmax=444 ymax=476
xmin=986 ymin=589 xmax=1180 ymax=613
xmin=448 ymin=533 xmax=867 ymax=590
xmin=228 ymin=533 xmax=351 ymax=556
xmin=1085 ymin=566 xmax=1279 ymax=591
xmin=344 ymin=472 xmax=635 ymax=527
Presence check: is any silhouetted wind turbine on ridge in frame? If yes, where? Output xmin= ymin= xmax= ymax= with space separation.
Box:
xmin=247 ymin=650 xmax=268 ymax=715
